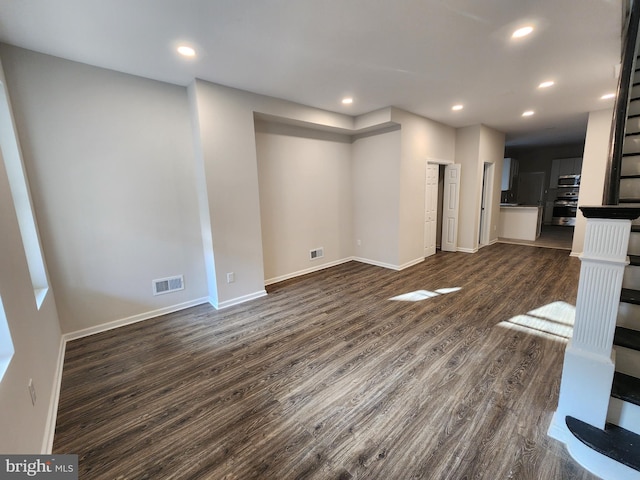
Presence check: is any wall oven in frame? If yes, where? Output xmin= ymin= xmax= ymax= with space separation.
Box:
xmin=552 ymin=201 xmax=577 ymax=226
xmin=558 ymin=174 xmax=580 ymax=187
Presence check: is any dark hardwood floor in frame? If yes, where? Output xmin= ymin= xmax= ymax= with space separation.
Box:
xmin=53 ymin=243 xmax=599 ymax=479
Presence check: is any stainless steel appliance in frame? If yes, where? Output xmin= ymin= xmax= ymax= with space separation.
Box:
xmin=558 ymin=174 xmax=580 ymax=187
xmin=552 ymin=200 xmax=577 ymax=226
xmin=552 ymin=184 xmax=579 ymax=226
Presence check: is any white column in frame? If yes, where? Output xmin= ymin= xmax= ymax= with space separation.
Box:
xmin=550 ymin=217 xmax=630 ymax=436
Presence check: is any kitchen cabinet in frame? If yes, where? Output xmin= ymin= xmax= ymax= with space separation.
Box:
xmin=549 ymin=157 xmax=582 ymax=187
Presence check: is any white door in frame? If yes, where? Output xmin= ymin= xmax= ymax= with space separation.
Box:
xmin=441 ymin=164 xmax=461 ymax=252
xmin=424 ymin=164 xmax=438 ymax=257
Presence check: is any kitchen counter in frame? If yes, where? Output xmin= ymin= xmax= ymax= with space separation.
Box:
xmin=499 ymin=205 xmax=543 ymax=241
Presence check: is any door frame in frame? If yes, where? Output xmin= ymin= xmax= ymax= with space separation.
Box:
xmin=424 ymin=164 xmax=438 ymax=257
xmin=479 ymin=162 xmax=495 ymax=247
xmin=424 ymin=159 xmax=454 ymax=256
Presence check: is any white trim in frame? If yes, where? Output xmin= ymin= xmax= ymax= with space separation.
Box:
xmin=548 ymin=415 xmax=640 ymax=480
xmin=264 ymin=257 xmax=354 ymax=286
xmin=456 ymin=247 xmax=478 ymax=254
xmin=398 ymin=257 xmax=424 ymax=270
xmin=41 ymin=336 xmax=66 ymax=454
xmin=64 ymin=297 xmax=209 ymax=342
xmin=214 ymin=290 xmax=267 ymax=310
xmin=353 ymin=257 xmax=400 ymax=270
xmin=352 ymin=256 xmax=423 ymax=271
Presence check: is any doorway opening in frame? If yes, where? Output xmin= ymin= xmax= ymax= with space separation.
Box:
xmin=424 ymin=162 xmax=460 ymax=257
xmin=479 ymin=162 xmax=495 ymax=247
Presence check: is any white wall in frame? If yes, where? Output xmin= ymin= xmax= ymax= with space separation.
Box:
xmin=455 ymin=125 xmax=483 ymax=252
xmin=479 ymin=125 xmax=507 ymax=244
xmin=1 ymin=45 xmax=208 ymax=333
xmin=572 ymin=108 xmax=614 ymax=255
xmin=188 ymin=80 xmax=383 ymax=307
xmin=255 ymin=120 xmax=353 ymax=283
xmin=352 ymin=128 xmax=402 ymax=267
xmin=0 ymin=60 xmax=63 ymax=452
xmin=455 ymin=125 xmax=505 ymax=252
xmin=391 ymin=108 xmax=456 ymax=266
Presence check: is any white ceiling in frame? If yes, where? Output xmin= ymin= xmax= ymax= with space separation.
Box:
xmin=0 ymin=0 xmax=625 ymax=147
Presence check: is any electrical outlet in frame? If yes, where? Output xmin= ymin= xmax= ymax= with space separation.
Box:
xmin=28 ymin=378 xmax=36 ymax=406
xmin=357 ymin=239 xmax=361 ymax=246
xmin=227 ymin=272 xmax=235 ymax=283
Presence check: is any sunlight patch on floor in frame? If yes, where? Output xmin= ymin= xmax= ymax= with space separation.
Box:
xmin=497 ymin=301 xmax=575 ymax=340
xmin=389 ymin=287 xmax=461 ymax=302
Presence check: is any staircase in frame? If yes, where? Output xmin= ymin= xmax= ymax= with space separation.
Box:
xmin=548 ymin=2 xmax=640 ymax=478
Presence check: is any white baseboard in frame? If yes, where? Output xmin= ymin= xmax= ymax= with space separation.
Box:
xmin=41 ymin=336 xmax=66 ymax=454
xmin=397 ymin=257 xmax=424 ymax=270
xmin=352 ymin=257 xmax=399 ymax=270
xmin=353 ymin=256 xmax=425 ymax=271
xmin=214 ymin=290 xmax=267 ymax=310
xmin=264 ymin=257 xmax=354 ymax=286
xmin=63 ymin=297 xmax=210 ymax=342
xmin=457 ymin=247 xmax=478 ymax=254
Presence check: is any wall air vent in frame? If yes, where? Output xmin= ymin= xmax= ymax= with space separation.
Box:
xmin=153 ymin=275 xmax=184 ymax=296
xmin=310 ymin=248 xmax=324 ymax=260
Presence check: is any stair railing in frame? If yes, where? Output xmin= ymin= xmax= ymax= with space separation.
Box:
xmin=603 ymin=1 xmax=640 ymax=205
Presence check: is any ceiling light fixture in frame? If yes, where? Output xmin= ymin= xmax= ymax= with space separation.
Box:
xmin=452 ymin=104 xmax=464 ymax=111
xmin=177 ymin=45 xmax=196 ymax=57
xmin=522 ymin=110 xmax=535 ymax=117
xmin=600 ymin=93 xmax=615 ymax=100
xmin=512 ymin=26 xmax=534 ymax=39
xmin=342 ymin=97 xmax=353 ymax=105
xmin=538 ymin=81 xmax=554 ymax=88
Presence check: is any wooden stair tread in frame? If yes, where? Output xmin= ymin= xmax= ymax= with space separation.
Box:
xmin=621 ymin=288 xmax=640 ymax=305
xmin=612 ymin=371 xmax=640 ymax=406
xmin=615 ymin=326 xmax=640 ymax=350
xmin=566 ymin=416 xmax=640 ymax=471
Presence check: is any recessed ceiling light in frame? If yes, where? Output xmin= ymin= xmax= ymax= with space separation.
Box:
xmin=522 ymin=110 xmax=535 ymax=117
xmin=342 ymin=97 xmax=353 ymax=105
xmin=538 ymin=81 xmax=554 ymax=89
xmin=177 ymin=45 xmax=196 ymax=57
xmin=452 ymin=104 xmax=464 ymax=111
xmin=600 ymin=93 xmax=615 ymax=100
xmin=512 ymin=26 xmax=534 ymax=38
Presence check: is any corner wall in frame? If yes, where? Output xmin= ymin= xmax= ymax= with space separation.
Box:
xmin=572 ymin=108 xmax=614 ymax=255
xmin=455 ymin=125 xmax=505 ymax=252
xmin=255 ymin=120 xmax=353 ymax=283
xmin=352 ymin=128 xmax=402 ymax=267
xmin=0 ymin=44 xmax=208 ymax=333
xmin=187 ymin=80 xmax=358 ymax=307
xmin=391 ymin=108 xmax=456 ymax=266
xmin=0 ymin=58 xmax=63 ymax=454
xmin=479 ymin=125 xmax=507 ymax=245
